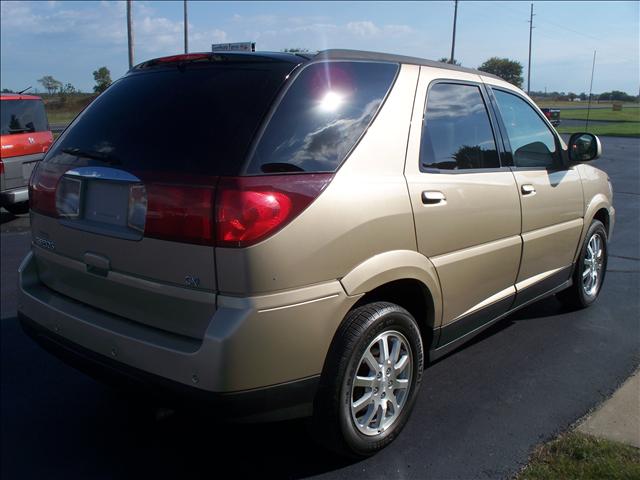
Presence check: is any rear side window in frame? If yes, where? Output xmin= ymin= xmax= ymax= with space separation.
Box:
xmin=493 ymin=89 xmax=558 ymax=168
xmin=245 ymin=61 xmax=399 ymax=174
xmin=420 ymin=83 xmax=500 ymax=171
xmin=45 ymin=62 xmax=295 ymax=176
xmin=1 ymin=100 xmax=48 ymax=134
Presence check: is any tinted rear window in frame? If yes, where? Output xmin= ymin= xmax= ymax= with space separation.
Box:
xmin=420 ymin=83 xmax=499 ymax=171
xmin=1 ymin=99 xmax=48 ymax=134
xmin=45 ymin=62 xmax=295 ymax=175
xmin=245 ymin=61 xmax=399 ymax=174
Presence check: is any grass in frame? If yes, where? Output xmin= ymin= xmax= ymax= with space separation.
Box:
xmin=47 ymin=110 xmax=79 ymax=125
xmin=560 ymin=108 xmax=640 ymax=122
xmin=556 ymin=122 xmax=640 ymax=137
xmin=534 ymin=100 xmax=640 ymax=109
xmin=518 ymin=432 xmax=640 ymax=480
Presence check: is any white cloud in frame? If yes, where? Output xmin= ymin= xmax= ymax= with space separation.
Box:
xmin=346 ymin=21 xmax=380 ymax=37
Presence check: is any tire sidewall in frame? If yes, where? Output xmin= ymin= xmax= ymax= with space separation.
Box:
xmin=337 ymin=306 xmax=423 ymax=456
xmin=575 ymin=220 xmax=608 ymax=306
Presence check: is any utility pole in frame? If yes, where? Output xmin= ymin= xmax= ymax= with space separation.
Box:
xmin=449 ymin=0 xmax=458 ymax=64
xmin=527 ymin=2 xmax=535 ymax=95
xmin=183 ymin=0 xmax=189 ymax=54
xmin=586 ymin=50 xmax=597 ymax=130
xmin=127 ymin=0 xmax=134 ymax=69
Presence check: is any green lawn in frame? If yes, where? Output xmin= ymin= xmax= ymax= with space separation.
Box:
xmin=519 ymin=432 xmax=640 ymax=480
xmin=556 ymin=122 xmax=640 ymax=137
xmin=535 ymin=100 xmax=640 ymax=109
xmin=46 ymin=110 xmax=79 ymax=125
xmin=560 ymin=108 xmax=640 ymax=122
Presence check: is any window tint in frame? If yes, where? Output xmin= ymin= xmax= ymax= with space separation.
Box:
xmin=1 ymin=100 xmax=48 ymax=134
xmin=420 ymin=83 xmax=499 ymax=171
xmin=246 ymin=61 xmax=399 ymax=174
xmin=45 ymin=62 xmax=294 ymax=176
xmin=493 ymin=89 xmax=557 ymax=168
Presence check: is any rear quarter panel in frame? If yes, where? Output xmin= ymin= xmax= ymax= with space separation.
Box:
xmin=215 ymin=64 xmax=421 ymax=295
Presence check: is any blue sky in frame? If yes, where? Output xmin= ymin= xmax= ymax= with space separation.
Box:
xmin=1 ymin=1 xmax=638 ymax=94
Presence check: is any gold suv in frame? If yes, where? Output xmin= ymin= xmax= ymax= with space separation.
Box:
xmin=18 ymin=50 xmax=614 ymax=457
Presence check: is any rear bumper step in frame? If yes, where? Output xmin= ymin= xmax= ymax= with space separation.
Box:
xmin=0 ymin=186 xmax=28 ymax=205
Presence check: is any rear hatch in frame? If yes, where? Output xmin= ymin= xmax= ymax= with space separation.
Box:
xmin=28 ymin=54 xmax=299 ymax=341
xmin=1 ymin=96 xmax=52 ymax=191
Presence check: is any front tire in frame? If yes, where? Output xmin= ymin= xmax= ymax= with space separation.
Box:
xmin=312 ymin=302 xmax=424 ymax=458
xmin=557 ymin=219 xmax=608 ymax=309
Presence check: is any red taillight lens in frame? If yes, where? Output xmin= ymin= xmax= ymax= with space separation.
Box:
xmin=216 ymin=174 xmax=333 ymax=247
xmin=144 ymin=183 xmax=216 ymax=245
xmin=29 ymin=162 xmax=68 ymax=216
xmin=0 ymin=159 xmax=4 ymax=175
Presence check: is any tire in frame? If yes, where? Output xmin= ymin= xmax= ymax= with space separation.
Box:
xmin=557 ymin=219 xmax=608 ymax=309
xmin=4 ymin=202 xmax=29 ymax=215
xmin=312 ymin=302 xmax=424 ymax=458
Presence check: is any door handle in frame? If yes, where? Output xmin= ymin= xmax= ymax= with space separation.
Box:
xmin=521 ymin=184 xmax=536 ymax=196
xmin=422 ymin=191 xmax=446 ymax=205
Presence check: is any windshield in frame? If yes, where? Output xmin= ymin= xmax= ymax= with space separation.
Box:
xmin=45 ymin=61 xmax=296 ymax=176
xmin=1 ymin=99 xmax=49 ymax=134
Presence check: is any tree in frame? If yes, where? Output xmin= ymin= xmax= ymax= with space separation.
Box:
xmin=93 ymin=66 xmax=112 ymax=94
xmin=477 ymin=57 xmax=523 ymax=88
xmin=38 ymin=75 xmax=63 ymax=95
xmin=1 ymin=88 xmax=13 ymax=93
xmin=438 ymin=57 xmax=462 ymax=66
xmin=567 ymin=92 xmax=577 ymax=102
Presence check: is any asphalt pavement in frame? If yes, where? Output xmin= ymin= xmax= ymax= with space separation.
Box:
xmin=1 ymin=136 xmax=639 ymax=479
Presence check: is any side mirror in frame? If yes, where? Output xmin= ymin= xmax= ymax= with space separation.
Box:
xmin=568 ymin=132 xmax=601 ymax=162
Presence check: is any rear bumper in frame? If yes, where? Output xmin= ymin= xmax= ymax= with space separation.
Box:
xmin=18 ymin=250 xmax=355 ymax=420
xmin=19 ymin=313 xmax=318 ymax=422
xmin=0 ymin=186 xmax=28 ymax=205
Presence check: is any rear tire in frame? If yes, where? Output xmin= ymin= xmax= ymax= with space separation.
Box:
xmin=4 ymin=202 xmax=29 ymax=215
xmin=312 ymin=302 xmax=424 ymax=458
xmin=557 ymin=219 xmax=608 ymax=309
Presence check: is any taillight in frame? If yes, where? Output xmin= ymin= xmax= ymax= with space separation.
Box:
xmin=29 ymin=162 xmax=68 ymax=216
xmin=216 ymin=174 xmax=333 ymax=247
xmin=143 ymin=183 xmax=216 ymax=245
xmin=0 ymin=159 xmax=4 ymax=175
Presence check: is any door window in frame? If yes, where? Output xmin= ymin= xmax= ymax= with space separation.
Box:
xmin=420 ymin=83 xmax=500 ymax=171
xmin=493 ymin=90 xmax=558 ymax=168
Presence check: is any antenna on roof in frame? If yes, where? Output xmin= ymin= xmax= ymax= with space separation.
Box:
xmin=17 ymin=86 xmax=32 ymax=94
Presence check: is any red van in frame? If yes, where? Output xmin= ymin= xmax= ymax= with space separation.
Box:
xmin=1 ymin=94 xmax=53 ymax=214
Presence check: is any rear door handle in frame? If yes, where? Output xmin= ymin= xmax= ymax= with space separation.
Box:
xmin=521 ymin=184 xmax=536 ymax=196
xmin=422 ymin=191 xmax=446 ymax=205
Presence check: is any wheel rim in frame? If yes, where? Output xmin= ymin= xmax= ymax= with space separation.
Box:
xmin=350 ymin=330 xmax=413 ymax=436
xmin=582 ymin=232 xmax=604 ymax=297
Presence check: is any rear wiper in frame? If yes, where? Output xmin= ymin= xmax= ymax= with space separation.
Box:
xmin=62 ymin=147 xmax=120 ymax=165
xmin=8 ymin=127 xmax=34 ymax=133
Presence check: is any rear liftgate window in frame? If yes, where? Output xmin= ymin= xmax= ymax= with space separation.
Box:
xmin=1 ymin=100 xmax=48 ymax=134
xmin=44 ymin=61 xmax=295 ymax=176
xmin=245 ymin=61 xmax=399 ymax=174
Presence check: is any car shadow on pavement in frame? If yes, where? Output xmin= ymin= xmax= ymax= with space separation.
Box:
xmin=100 ymin=398 xmax=355 ymax=479
xmin=0 ymin=210 xmax=17 ymax=224
xmin=432 ymin=295 xmax=575 ymax=365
